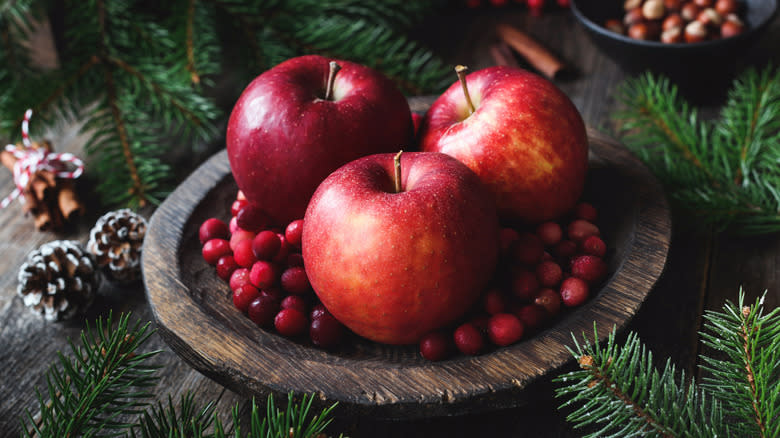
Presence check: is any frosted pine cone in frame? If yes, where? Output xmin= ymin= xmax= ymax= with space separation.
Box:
xmin=87 ymin=209 xmax=147 ymax=284
xmin=17 ymin=240 xmax=98 ymax=321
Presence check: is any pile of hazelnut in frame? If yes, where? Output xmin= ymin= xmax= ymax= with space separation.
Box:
xmin=605 ymin=0 xmax=745 ymax=43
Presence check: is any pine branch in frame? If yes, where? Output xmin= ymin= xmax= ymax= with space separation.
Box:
xmin=613 ymin=66 xmax=780 ymax=235
xmin=1 ymin=0 xmax=449 ymax=207
xmin=555 ymin=325 xmax=725 ymax=437
xmin=21 ymin=312 xmax=161 ymax=438
xmin=699 ymin=291 xmax=780 ymax=438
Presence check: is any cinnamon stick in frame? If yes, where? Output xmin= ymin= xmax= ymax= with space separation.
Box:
xmin=489 ymin=41 xmax=521 ymax=68
xmin=0 ymin=142 xmax=84 ymax=230
xmin=496 ymin=23 xmax=566 ymax=79
xmin=58 ymin=181 xmax=83 ymax=220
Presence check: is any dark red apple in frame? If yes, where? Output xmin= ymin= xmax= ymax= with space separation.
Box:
xmin=418 ymin=65 xmax=588 ymax=224
xmin=302 ymin=151 xmax=499 ymax=345
xmin=227 ymin=55 xmax=413 ymax=225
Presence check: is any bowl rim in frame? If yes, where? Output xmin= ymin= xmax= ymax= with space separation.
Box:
xmin=570 ymin=0 xmax=778 ymax=50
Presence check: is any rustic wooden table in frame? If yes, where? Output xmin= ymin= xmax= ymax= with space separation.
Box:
xmin=1 ymin=7 xmax=779 ymax=437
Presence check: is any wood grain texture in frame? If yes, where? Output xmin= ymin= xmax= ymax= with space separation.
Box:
xmin=142 ymin=127 xmax=671 ymax=418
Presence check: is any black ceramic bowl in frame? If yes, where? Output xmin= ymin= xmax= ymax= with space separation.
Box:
xmin=571 ymin=0 xmax=777 ymax=95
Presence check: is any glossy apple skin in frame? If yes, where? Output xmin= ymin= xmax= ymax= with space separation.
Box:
xmin=419 ymin=66 xmax=588 ymax=224
xmin=226 ymin=55 xmax=413 ymax=225
xmin=302 ymin=152 xmax=499 ymax=345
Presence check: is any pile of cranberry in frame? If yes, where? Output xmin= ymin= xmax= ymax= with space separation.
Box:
xmin=199 ymin=191 xmax=345 ymax=349
xmin=199 ymin=191 xmax=608 ymax=361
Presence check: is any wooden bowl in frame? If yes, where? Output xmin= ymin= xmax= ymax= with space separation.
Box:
xmin=142 ymin=128 xmax=671 ymax=418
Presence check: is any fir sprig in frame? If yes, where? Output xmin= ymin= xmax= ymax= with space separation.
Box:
xmin=556 ymin=289 xmax=780 ymax=437
xmin=20 ymin=312 xmax=344 ymax=438
xmin=699 ymin=294 xmax=780 ymax=438
xmin=0 ymin=0 xmax=450 ymax=208
xmin=22 ymin=312 xmax=161 ymax=437
xmin=555 ymin=327 xmax=724 ymax=437
xmin=613 ymin=66 xmax=780 ymax=235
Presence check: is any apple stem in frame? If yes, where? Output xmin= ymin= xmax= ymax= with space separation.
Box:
xmin=455 ymin=65 xmax=476 ymax=115
xmin=325 ymin=61 xmax=341 ymax=101
xmin=394 ymin=150 xmax=403 ymax=193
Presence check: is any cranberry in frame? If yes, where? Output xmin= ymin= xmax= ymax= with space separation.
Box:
xmin=229 ymin=268 xmax=251 ymax=291
xmin=281 ymin=294 xmax=308 ymax=314
xmin=248 ymin=294 xmax=280 ymax=327
xmin=482 ymin=289 xmax=508 ymax=315
xmin=199 ymin=218 xmax=229 ymax=245
xmin=274 ymin=308 xmax=308 ymax=337
xmin=535 ymin=261 xmax=563 ymax=288
xmin=233 ymin=239 xmax=258 ymax=268
xmin=310 ymin=312 xmax=344 ymax=348
xmin=231 ymin=199 xmax=248 ymax=217
xmin=232 ymin=283 xmax=260 ymax=313
xmin=512 ymin=232 xmax=544 ymax=266
xmin=453 ymin=323 xmax=484 ymax=355
xmin=560 ymin=277 xmax=590 ymax=307
xmin=535 ymin=288 xmax=562 ymax=315
xmin=202 ymin=239 xmax=231 ymax=265
xmin=229 ymin=229 xmax=255 ymax=251
xmin=499 ymin=227 xmax=519 ymax=254
xmin=574 ymin=202 xmax=598 ymax=222
xmin=571 ymin=255 xmax=607 ymax=284
xmin=281 ymin=266 xmax=311 ymax=295
xmin=515 ymin=304 xmax=547 ymax=330
xmin=286 ymin=252 xmax=305 ymax=268
xmin=582 ymin=235 xmax=607 ymax=258
xmin=536 ymin=222 xmax=563 ymax=246
xmin=511 ymin=269 xmax=539 ymax=301
xmin=252 ymin=230 xmax=281 ymax=260
xmin=419 ymin=331 xmax=452 ymax=361
xmin=272 ymin=233 xmax=291 ymax=264
xmin=236 ymin=190 xmax=246 ymax=201
xmin=250 ymin=261 xmax=278 ymax=289
xmin=309 ymin=302 xmax=327 ymax=320
xmin=216 ymin=254 xmax=238 ymax=281
xmin=285 ymin=219 xmax=304 ymax=248
xmin=568 ymin=219 xmax=600 ymax=242
xmin=236 ymin=203 xmax=270 ymax=232
xmin=487 ymin=313 xmax=524 ymax=346
xmin=229 ymin=216 xmax=239 ymax=234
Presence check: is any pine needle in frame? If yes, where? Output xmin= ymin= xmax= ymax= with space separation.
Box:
xmin=614 ymin=66 xmax=780 ymax=235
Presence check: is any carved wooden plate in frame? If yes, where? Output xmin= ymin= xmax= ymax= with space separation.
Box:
xmin=142 ymin=127 xmax=671 ymax=418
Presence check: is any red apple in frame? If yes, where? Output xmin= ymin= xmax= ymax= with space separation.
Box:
xmin=302 ymin=151 xmax=499 ymax=345
xmin=226 ymin=55 xmax=413 ymax=225
xmin=418 ymin=65 xmax=588 ymax=224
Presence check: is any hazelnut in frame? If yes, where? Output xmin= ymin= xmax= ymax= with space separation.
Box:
xmin=721 ymin=18 xmax=744 ymax=37
xmin=697 ymin=8 xmax=723 ymax=27
xmin=693 ymin=0 xmax=713 ymax=7
xmin=604 ymin=19 xmax=626 ymax=34
xmin=663 ymin=13 xmax=684 ymax=31
xmin=664 ymin=0 xmax=682 ymax=11
xmin=624 ymin=7 xmax=646 ymax=26
xmin=628 ymin=22 xmax=650 ymax=40
xmin=684 ymin=20 xmax=708 ymax=42
xmin=661 ymin=26 xmax=684 ymax=43
xmin=642 ymin=0 xmax=666 ymax=19
xmin=680 ymin=2 xmax=701 ymax=20
xmin=715 ymin=0 xmax=739 ymax=16
xmin=624 ymin=0 xmax=643 ymax=10
xmin=725 ymin=13 xmax=744 ymax=26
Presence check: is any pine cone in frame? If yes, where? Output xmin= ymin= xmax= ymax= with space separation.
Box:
xmin=17 ymin=240 xmax=98 ymax=321
xmin=87 ymin=209 xmax=147 ymax=283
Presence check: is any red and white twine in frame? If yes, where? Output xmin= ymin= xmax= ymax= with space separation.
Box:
xmin=1 ymin=110 xmax=84 ymax=208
